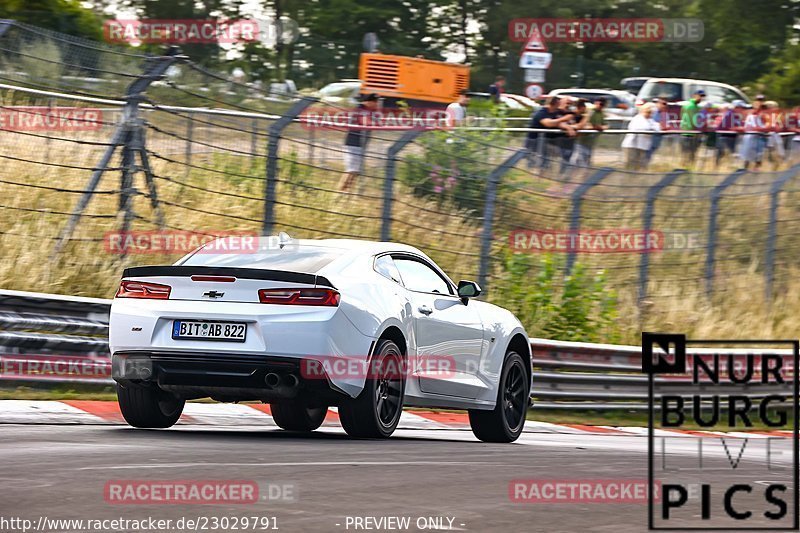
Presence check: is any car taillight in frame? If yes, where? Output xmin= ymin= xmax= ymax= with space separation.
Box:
xmin=116 ymin=280 xmax=171 ymax=299
xmin=258 ymin=288 xmax=340 ymax=306
xmin=191 ymin=275 xmax=236 ymax=282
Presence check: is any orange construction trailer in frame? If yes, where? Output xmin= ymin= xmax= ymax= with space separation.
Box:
xmin=358 ymin=53 xmax=470 ymax=107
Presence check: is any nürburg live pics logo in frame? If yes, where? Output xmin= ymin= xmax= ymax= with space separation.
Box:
xmin=643 ymin=332 xmax=799 ymax=530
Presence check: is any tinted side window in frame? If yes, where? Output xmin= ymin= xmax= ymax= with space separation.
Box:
xmin=394 ymin=258 xmax=452 ymax=295
xmin=641 ymin=82 xmax=682 ymax=101
xmin=723 ymin=88 xmax=741 ymax=103
xmin=374 ymin=255 xmax=402 ymax=284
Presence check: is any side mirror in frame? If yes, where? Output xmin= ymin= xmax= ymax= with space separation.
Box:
xmin=457 ymin=280 xmax=482 ymax=301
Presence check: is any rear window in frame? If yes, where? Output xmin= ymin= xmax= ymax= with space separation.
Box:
xmin=639 ymin=81 xmax=682 ymax=101
xmin=180 ymin=239 xmax=344 ymax=273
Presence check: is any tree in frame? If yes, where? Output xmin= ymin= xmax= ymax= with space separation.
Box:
xmin=0 ymin=0 xmax=104 ymax=41
xmin=758 ymin=43 xmax=800 ymax=105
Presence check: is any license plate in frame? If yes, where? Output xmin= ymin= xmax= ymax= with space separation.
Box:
xmin=171 ymin=320 xmax=247 ymax=342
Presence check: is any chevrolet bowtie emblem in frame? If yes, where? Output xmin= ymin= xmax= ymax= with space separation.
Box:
xmin=203 ymin=291 xmax=225 ymax=298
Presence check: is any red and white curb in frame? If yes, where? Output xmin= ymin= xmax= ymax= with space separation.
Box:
xmin=0 ymin=400 xmax=792 ymax=438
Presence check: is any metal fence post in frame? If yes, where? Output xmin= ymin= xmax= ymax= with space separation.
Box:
xmin=263 ymin=97 xmax=316 ymax=235
xmin=705 ymin=168 xmax=747 ymax=296
xmin=249 ymin=116 xmax=258 ymax=172
xmin=0 ymin=20 xmax=12 ymax=39
xmin=380 ymin=129 xmax=423 ymax=242
xmin=764 ymin=164 xmax=800 ymax=301
xmin=184 ymin=111 xmax=193 ymax=179
xmin=565 ymin=168 xmax=614 ymax=274
xmin=639 ymin=170 xmax=685 ymax=303
xmin=477 ymin=148 xmax=528 ymax=292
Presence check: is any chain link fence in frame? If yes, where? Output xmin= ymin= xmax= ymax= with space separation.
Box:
xmin=1 ymin=20 xmax=800 ymax=342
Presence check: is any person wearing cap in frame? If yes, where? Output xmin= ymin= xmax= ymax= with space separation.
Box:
xmin=339 ymin=93 xmax=379 ymax=191
xmin=680 ymin=89 xmax=705 ymax=166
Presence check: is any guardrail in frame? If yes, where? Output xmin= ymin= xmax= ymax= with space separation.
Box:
xmin=0 ymin=290 xmax=793 ymax=409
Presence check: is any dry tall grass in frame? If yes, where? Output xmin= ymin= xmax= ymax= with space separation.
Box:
xmin=1 ymin=118 xmax=799 ymax=345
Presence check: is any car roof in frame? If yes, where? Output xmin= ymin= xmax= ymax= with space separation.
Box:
xmin=552 ymin=88 xmax=613 ymax=93
xmin=642 ymin=78 xmax=736 ymax=88
xmin=551 ymin=88 xmax=630 ymax=97
xmin=282 ymin=238 xmax=428 ymax=258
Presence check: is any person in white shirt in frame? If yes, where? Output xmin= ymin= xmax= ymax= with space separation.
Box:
xmin=445 ymin=91 xmax=469 ymax=127
xmin=622 ymin=102 xmax=660 ymax=170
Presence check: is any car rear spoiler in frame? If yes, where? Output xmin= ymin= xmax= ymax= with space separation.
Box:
xmin=121 ymin=266 xmax=336 ymax=289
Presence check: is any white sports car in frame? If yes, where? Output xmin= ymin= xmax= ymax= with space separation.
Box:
xmin=109 ymin=235 xmax=532 ymax=442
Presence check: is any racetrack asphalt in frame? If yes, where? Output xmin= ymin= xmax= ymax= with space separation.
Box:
xmin=0 ymin=422 xmax=795 ymax=533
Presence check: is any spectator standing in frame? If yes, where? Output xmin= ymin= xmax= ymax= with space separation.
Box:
xmin=570 ymin=100 xmax=593 ymax=167
xmin=445 ymin=91 xmax=469 ymax=127
xmin=339 ymin=93 xmax=378 ymax=192
xmin=573 ymin=97 xmax=607 ymax=167
xmin=488 ymin=76 xmax=505 ymax=104
xmin=680 ymin=89 xmax=705 ymax=166
xmin=557 ymin=97 xmax=578 ymax=168
xmin=526 ymin=96 xmax=576 ymax=168
xmin=739 ymin=95 xmax=767 ymax=170
xmin=622 ymin=103 xmax=660 ymax=171
xmin=646 ymin=98 xmax=669 ymax=164
xmin=716 ymin=100 xmax=746 ymax=166
xmin=764 ymin=100 xmax=786 ymax=166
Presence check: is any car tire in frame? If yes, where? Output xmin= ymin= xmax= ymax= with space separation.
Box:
xmin=270 ymin=401 xmax=327 ymax=431
xmin=339 ymin=339 xmax=405 ymax=439
xmin=117 ymin=383 xmax=184 ymax=429
xmin=468 ymin=351 xmax=529 ymax=443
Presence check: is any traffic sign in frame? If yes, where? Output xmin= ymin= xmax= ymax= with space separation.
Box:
xmin=525 ymin=84 xmax=544 ymax=99
xmin=519 ymin=51 xmax=552 ymax=69
xmin=522 ymin=27 xmax=547 ymax=52
xmin=524 ymin=69 xmax=546 ymax=83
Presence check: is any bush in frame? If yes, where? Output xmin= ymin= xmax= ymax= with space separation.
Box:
xmin=489 ymin=252 xmax=621 ymax=343
xmin=399 ymin=112 xmax=510 ymax=215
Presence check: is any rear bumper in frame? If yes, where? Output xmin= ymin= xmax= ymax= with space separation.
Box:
xmin=109 ymin=299 xmax=378 ymax=398
xmin=112 ymin=351 xmax=352 ymax=404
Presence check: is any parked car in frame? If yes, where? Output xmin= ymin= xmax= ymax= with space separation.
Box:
xmin=316 ymin=79 xmax=362 ymax=106
xmin=620 ymin=77 xmax=652 ymax=95
xmin=109 ymin=235 xmax=533 ymax=442
xmin=502 ymin=93 xmax=540 ymax=110
xmin=547 ymin=88 xmax=637 ymax=118
xmin=463 ymin=91 xmax=538 ymax=111
xmin=636 ymin=78 xmax=749 ymax=106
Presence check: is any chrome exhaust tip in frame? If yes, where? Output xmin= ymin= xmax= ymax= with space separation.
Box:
xmin=264 ymin=373 xmax=281 ymax=388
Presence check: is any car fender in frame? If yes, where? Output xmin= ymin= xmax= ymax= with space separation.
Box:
xmin=470 ymin=301 xmax=530 ymax=402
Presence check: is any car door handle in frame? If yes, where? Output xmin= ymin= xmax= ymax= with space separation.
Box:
xmin=418 ymin=305 xmax=433 ymax=315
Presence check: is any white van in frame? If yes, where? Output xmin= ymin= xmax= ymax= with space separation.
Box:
xmin=636 ymin=78 xmax=749 ymax=106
